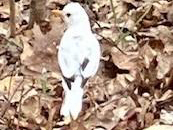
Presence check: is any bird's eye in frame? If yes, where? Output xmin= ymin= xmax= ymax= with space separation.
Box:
xmin=66 ymin=13 xmax=71 ymax=17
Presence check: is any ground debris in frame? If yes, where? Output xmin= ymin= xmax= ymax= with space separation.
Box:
xmin=0 ymin=0 xmax=173 ymax=130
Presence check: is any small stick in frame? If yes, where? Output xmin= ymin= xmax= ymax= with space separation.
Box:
xmin=9 ymin=0 xmax=16 ymax=37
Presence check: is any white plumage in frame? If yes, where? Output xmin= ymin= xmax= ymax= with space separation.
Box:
xmin=58 ymin=2 xmax=100 ymax=121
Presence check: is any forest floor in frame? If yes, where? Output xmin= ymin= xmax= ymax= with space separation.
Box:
xmin=0 ymin=0 xmax=173 ymax=130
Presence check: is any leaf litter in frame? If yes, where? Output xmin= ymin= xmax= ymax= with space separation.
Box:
xmin=0 ymin=0 xmax=173 ymax=130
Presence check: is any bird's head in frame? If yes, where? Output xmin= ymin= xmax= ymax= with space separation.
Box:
xmin=62 ymin=2 xmax=90 ymax=27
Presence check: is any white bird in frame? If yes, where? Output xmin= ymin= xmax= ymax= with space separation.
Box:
xmin=58 ymin=2 xmax=100 ymax=121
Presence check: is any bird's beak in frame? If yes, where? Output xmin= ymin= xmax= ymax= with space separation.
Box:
xmin=51 ymin=10 xmax=65 ymax=23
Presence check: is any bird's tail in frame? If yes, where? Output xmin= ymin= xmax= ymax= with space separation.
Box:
xmin=60 ymin=76 xmax=84 ymax=120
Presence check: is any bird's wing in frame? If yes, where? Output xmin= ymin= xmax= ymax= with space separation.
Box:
xmin=58 ymin=31 xmax=100 ymax=88
xmin=58 ymin=34 xmax=83 ymax=77
xmin=80 ymin=34 xmax=100 ymax=78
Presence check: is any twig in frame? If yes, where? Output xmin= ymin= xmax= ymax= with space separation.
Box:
xmin=9 ymin=0 xmax=16 ymax=37
xmin=95 ymin=32 xmax=127 ymax=55
xmin=109 ymin=0 xmax=123 ymax=34
xmin=109 ymin=0 xmax=116 ymax=26
xmin=1 ymin=78 xmax=24 ymax=118
xmin=135 ymin=4 xmax=152 ymax=26
xmin=0 ymin=35 xmax=23 ymax=49
xmin=7 ymin=64 xmax=15 ymax=100
xmin=91 ymin=19 xmax=126 ymax=55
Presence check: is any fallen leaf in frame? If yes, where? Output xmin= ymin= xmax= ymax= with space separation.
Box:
xmin=160 ymin=109 xmax=173 ymax=125
xmin=143 ymin=125 xmax=173 ymax=130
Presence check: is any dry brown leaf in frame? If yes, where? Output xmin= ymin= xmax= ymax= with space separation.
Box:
xmin=143 ymin=125 xmax=173 ymax=130
xmin=139 ymin=43 xmax=157 ymax=69
xmin=144 ymin=112 xmax=154 ymax=127
xmin=111 ymin=47 xmax=140 ymax=70
xmin=0 ymin=76 xmax=24 ymax=102
xmin=0 ymin=23 xmax=8 ymax=35
xmin=0 ymin=0 xmax=10 ymax=14
xmin=20 ymin=37 xmax=34 ymax=62
xmin=20 ymin=11 xmax=65 ymax=75
xmin=21 ymin=96 xmax=41 ymax=119
xmin=48 ymin=0 xmax=68 ymax=6
xmin=93 ymin=0 xmax=115 ymax=12
xmin=106 ymin=74 xmax=134 ymax=96
xmin=122 ymin=0 xmax=135 ymax=3
xmin=99 ymin=29 xmax=118 ymax=41
xmin=156 ymin=90 xmax=173 ymax=102
xmin=124 ymin=18 xmax=137 ymax=32
xmin=1 ymin=0 xmax=173 ymax=129
xmin=114 ymin=1 xmax=128 ymax=19
xmin=0 ymin=76 xmax=14 ymax=94
xmin=164 ymin=42 xmax=173 ymax=54
xmin=69 ymin=121 xmax=87 ymax=130
xmin=156 ymin=54 xmax=173 ymax=79
xmin=153 ymin=1 xmax=170 ymax=13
